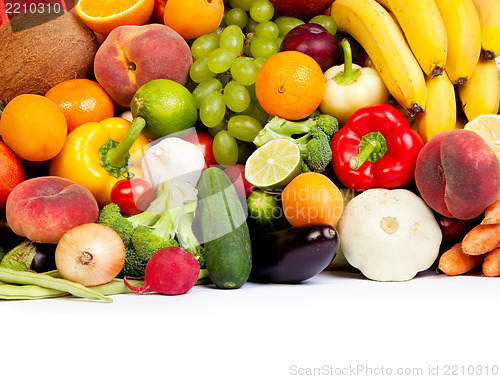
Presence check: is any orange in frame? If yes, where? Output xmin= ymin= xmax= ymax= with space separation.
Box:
xmin=163 ymin=0 xmax=224 ymax=40
xmin=282 ymin=172 xmax=344 ymax=227
xmin=0 ymin=94 xmax=67 ymax=162
xmin=255 ymin=51 xmax=326 ymax=120
xmin=45 ymin=79 xmax=115 ymax=134
xmin=75 ymin=0 xmax=155 ymax=36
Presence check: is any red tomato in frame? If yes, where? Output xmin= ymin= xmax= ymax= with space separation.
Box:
xmin=183 ymin=130 xmax=217 ymax=167
xmin=111 ymin=178 xmax=154 ymax=215
xmin=224 ymin=164 xmax=256 ymax=198
xmin=0 ymin=141 xmax=25 ymax=209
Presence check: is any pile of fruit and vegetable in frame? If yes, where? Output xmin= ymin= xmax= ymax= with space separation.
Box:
xmin=0 ymin=0 xmax=499 ymax=302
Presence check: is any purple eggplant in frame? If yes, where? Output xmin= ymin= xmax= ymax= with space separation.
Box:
xmin=250 ymin=223 xmax=339 ymax=283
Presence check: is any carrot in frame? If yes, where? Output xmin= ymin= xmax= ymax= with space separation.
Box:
xmin=462 ymin=223 xmax=500 ymax=256
xmin=481 ymin=199 xmax=500 ymax=225
xmin=438 ymin=242 xmax=484 ymax=276
xmin=482 ymin=248 xmax=500 ymax=277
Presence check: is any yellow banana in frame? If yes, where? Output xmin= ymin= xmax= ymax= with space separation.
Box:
xmin=433 ymin=0 xmax=482 ymax=85
xmin=457 ymin=58 xmax=500 ymax=121
xmin=471 ymin=0 xmax=500 ymax=60
xmin=374 ymin=0 xmax=447 ymax=77
xmin=330 ymin=0 xmax=427 ymax=116
xmin=416 ymin=72 xmax=456 ymax=143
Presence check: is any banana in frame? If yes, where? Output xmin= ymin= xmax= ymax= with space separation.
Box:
xmin=375 ymin=0 xmax=448 ymax=78
xmin=415 ymin=72 xmax=456 ymax=143
xmin=471 ymin=0 xmax=500 ymax=60
xmin=457 ymin=58 xmax=500 ymax=121
xmin=433 ymin=0 xmax=482 ymax=85
xmin=330 ymin=0 xmax=427 ymax=116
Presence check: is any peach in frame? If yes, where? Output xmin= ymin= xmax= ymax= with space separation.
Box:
xmin=415 ymin=129 xmax=500 ymax=220
xmin=6 ymin=176 xmax=99 ymax=244
xmin=93 ymin=23 xmax=192 ymax=107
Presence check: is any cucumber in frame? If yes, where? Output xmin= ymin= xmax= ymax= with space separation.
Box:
xmin=197 ymin=167 xmax=252 ymax=289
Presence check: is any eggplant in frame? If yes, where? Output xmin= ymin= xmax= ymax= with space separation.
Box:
xmin=249 ymin=223 xmax=339 ymax=283
xmin=0 ymin=240 xmax=56 ymax=272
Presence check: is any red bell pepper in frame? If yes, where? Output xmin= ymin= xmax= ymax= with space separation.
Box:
xmin=331 ymin=104 xmax=424 ymax=192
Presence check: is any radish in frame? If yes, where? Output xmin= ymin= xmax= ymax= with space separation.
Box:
xmin=124 ymin=247 xmax=200 ymax=295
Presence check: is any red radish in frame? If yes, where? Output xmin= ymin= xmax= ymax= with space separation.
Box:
xmin=124 ymin=246 xmax=200 ymax=295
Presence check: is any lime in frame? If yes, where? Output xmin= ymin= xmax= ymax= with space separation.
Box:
xmin=244 ymin=139 xmax=302 ymax=189
xmin=131 ymin=79 xmax=198 ymax=140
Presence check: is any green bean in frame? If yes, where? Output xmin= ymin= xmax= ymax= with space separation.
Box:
xmin=0 ymin=267 xmax=112 ymax=303
xmin=0 ymin=283 xmax=67 ymax=300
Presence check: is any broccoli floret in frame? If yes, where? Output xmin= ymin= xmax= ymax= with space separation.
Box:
xmin=253 ymin=111 xmax=338 ymax=173
xmin=97 ymin=203 xmax=134 ymax=247
xmin=121 ymin=246 xmax=147 ymax=278
xmin=132 ymin=225 xmax=179 ymax=262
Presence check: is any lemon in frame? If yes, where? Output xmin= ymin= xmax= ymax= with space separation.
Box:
xmin=131 ymin=79 xmax=198 ymax=140
xmin=464 ymin=114 xmax=500 ymax=161
xmin=244 ymin=139 xmax=302 ymax=190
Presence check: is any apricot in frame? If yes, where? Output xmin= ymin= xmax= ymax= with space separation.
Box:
xmin=414 ymin=129 xmax=500 ymax=220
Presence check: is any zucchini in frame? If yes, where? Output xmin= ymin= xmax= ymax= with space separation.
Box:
xmin=197 ymin=167 xmax=252 ymax=289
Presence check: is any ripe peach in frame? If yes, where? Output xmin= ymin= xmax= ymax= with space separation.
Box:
xmin=6 ymin=176 xmax=99 ymax=244
xmin=415 ymin=129 xmax=500 ymax=220
xmin=93 ymin=23 xmax=192 ymax=107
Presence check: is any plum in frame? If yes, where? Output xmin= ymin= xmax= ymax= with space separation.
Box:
xmin=415 ymin=129 xmax=500 ymax=220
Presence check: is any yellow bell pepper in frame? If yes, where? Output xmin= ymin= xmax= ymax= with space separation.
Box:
xmin=49 ymin=117 xmax=150 ymax=207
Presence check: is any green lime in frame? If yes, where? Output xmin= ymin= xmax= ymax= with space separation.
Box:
xmin=244 ymin=139 xmax=302 ymax=190
xmin=130 ymin=79 xmax=198 ymax=140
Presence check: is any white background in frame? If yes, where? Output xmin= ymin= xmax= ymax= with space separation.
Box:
xmin=1 ymin=269 xmax=499 ymax=379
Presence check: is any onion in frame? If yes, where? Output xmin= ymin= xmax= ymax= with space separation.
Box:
xmin=55 ymin=223 xmax=126 ymax=286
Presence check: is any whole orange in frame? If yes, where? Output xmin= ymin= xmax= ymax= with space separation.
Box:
xmin=282 ymin=172 xmax=344 ymax=227
xmin=0 ymin=94 xmax=67 ymax=162
xmin=0 ymin=141 xmax=24 ymax=209
xmin=255 ymin=51 xmax=326 ymax=120
xmin=163 ymin=0 xmax=224 ymax=40
xmin=45 ymin=79 xmax=115 ymax=134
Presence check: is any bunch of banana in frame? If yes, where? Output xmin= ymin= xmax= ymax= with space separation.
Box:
xmin=330 ymin=0 xmax=499 ymax=143
xmin=472 ymin=0 xmax=500 ymax=60
xmin=329 ymin=0 xmax=427 ymax=116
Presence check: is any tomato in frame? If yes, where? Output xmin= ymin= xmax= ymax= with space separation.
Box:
xmin=224 ymin=164 xmax=256 ymax=198
xmin=183 ymin=130 xmax=217 ymax=167
xmin=110 ymin=178 xmax=154 ymax=215
xmin=282 ymin=172 xmax=344 ymax=227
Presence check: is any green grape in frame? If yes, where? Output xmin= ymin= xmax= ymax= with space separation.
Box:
xmin=192 ymin=78 xmax=223 ymax=108
xmin=213 ymin=130 xmax=239 ymax=165
xmin=230 ymin=56 xmax=259 ymax=86
xmin=190 ymin=55 xmax=216 ymax=83
xmin=250 ymin=36 xmax=279 ymax=59
xmin=223 ymin=80 xmax=251 ymax=113
xmin=237 ymin=142 xmax=253 ymax=165
xmin=220 ymin=25 xmax=245 ymax=54
xmin=207 ymin=47 xmax=238 ymax=73
xmin=199 ymin=91 xmax=226 ymax=128
xmin=254 ymin=21 xmax=280 ymax=39
xmin=191 ymin=33 xmax=221 ymax=60
xmin=208 ymin=118 xmax=227 ymax=138
xmin=309 ymin=15 xmax=338 ymax=35
xmin=245 ymin=17 xmax=259 ymax=33
xmin=218 ymin=72 xmax=232 ymax=88
xmin=253 ymin=57 xmax=267 ymax=70
xmin=249 ymin=0 xmax=274 ymax=23
xmin=237 ymin=100 xmax=270 ymax=126
xmin=229 ymin=0 xmax=254 ymax=12
xmin=274 ymin=16 xmax=304 ymax=37
xmin=227 ymin=115 xmax=263 ymax=142
xmin=225 ymin=8 xmax=248 ymax=29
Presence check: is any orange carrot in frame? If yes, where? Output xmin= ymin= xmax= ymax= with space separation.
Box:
xmin=481 ymin=199 xmax=500 ymax=225
xmin=482 ymin=248 xmax=500 ymax=277
xmin=462 ymin=223 xmax=500 ymax=256
xmin=438 ymin=242 xmax=484 ymax=276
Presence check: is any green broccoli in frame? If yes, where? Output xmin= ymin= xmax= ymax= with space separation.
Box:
xmin=131 ymin=225 xmax=179 ymax=262
xmin=253 ymin=111 xmax=339 ymax=173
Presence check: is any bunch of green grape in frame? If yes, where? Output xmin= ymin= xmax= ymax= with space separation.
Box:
xmin=188 ymin=0 xmax=317 ymax=166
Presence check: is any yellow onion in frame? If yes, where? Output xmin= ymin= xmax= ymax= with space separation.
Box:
xmin=55 ymin=223 xmax=126 ymax=286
